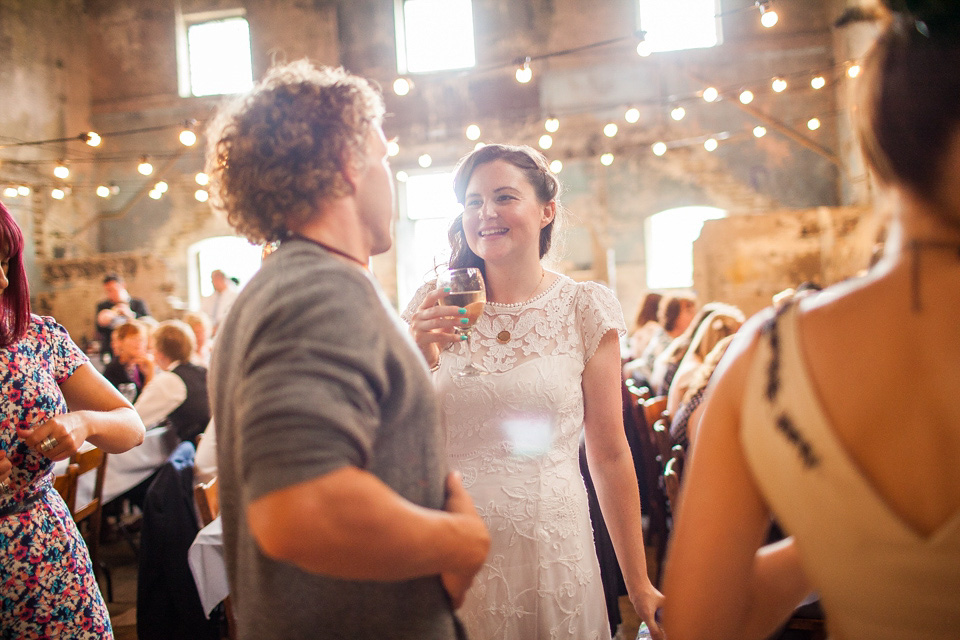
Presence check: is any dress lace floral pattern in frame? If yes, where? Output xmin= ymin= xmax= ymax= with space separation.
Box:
xmin=406 ymin=274 xmax=625 ymax=640
xmin=0 ymin=316 xmax=112 ymax=639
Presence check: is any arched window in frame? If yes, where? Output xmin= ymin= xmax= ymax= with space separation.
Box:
xmin=645 ymin=206 xmax=726 ymax=289
xmin=187 ymin=236 xmax=263 ymax=311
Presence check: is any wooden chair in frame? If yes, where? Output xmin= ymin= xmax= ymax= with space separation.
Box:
xmin=53 ymin=463 xmax=79 ymax=510
xmin=623 ymin=384 xmax=671 ymax=585
xmin=70 ymin=448 xmax=111 ymax=601
xmin=193 ymin=477 xmax=235 ymax=640
xmin=643 ymin=395 xmax=668 ymax=432
xmin=651 ymin=418 xmax=675 ymax=469
xmin=663 ymin=445 xmax=686 ymax=516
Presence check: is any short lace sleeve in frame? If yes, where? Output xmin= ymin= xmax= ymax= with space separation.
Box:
xmin=400 ymin=280 xmax=437 ymax=324
xmin=38 ymin=315 xmax=88 ymax=383
xmin=575 ymin=282 xmax=626 ymax=362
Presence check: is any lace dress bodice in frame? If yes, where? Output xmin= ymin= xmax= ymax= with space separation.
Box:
xmin=405 ymin=273 xmax=625 ymax=640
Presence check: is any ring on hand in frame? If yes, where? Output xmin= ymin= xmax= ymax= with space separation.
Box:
xmin=39 ymin=436 xmax=58 ymax=453
xmin=0 ymin=480 xmax=9 ymax=492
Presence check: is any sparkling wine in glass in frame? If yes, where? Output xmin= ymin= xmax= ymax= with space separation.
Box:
xmin=438 ymin=267 xmax=487 ymax=376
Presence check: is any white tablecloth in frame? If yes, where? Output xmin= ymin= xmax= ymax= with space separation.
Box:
xmin=188 ymin=516 xmax=229 ymax=616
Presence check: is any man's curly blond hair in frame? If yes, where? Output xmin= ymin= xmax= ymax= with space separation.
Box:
xmin=205 ymin=61 xmax=385 ymax=244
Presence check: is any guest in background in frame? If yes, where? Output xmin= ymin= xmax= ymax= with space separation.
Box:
xmin=95 ymin=273 xmax=149 ymax=360
xmin=0 ymin=200 xmax=145 ymax=638
xmin=134 ymin=320 xmax=209 ymax=444
xmin=102 ymin=319 xmax=150 ymax=401
xmin=669 ymin=334 xmax=735 ymax=450
xmin=201 ymin=269 xmax=239 ymax=337
xmin=663 ymin=4 xmax=960 ymax=638
xmin=625 ymin=293 xmax=696 ymax=384
xmin=665 ymin=306 xmax=744 ymax=416
xmin=183 ymin=311 xmax=212 ymax=366
xmin=626 ymin=292 xmax=662 ymax=360
xmin=648 ymin=302 xmax=724 ymax=395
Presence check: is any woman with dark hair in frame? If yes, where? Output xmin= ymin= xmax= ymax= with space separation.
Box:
xmin=663 ymin=3 xmax=960 ymax=639
xmin=626 ymin=292 xmax=663 ymax=360
xmin=405 ymin=144 xmax=663 ymax=640
xmin=0 ymin=201 xmax=145 ymax=638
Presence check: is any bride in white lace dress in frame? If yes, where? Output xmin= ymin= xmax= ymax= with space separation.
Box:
xmin=405 ymin=144 xmax=664 ymax=640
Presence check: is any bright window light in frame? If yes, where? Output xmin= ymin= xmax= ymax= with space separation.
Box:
xmin=185 ymin=16 xmax=254 ymax=97
xmin=395 ymin=171 xmax=461 ymax=308
xmin=637 ymin=0 xmax=721 ymax=53
xmin=187 ymin=236 xmax=264 ymax=310
xmin=645 ymin=206 xmax=726 ymax=289
xmin=397 ymin=0 xmax=476 ymax=73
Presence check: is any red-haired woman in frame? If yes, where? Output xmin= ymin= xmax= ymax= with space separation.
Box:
xmin=0 ymin=200 xmax=145 ymax=638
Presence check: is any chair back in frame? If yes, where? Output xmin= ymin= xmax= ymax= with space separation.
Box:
xmin=194 ymin=476 xmax=220 ymax=527
xmin=53 ymin=463 xmax=79 ymax=510
xmin=663 ymin=445 xmax=686 ymax=515
xmin=643 ymin=395 xmax=668 ymax=430
xmin=651 ymin=418 xmax=674 ymax=467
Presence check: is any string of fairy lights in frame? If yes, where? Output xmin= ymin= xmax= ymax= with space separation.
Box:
xmin=0 ymin=0 xmax=860 ymax=201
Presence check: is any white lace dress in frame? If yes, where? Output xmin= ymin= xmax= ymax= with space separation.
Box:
xmin=406 ymin=273 xmax=625 ymax=640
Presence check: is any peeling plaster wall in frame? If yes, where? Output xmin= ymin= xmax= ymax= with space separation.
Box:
xmin=0 ymin=0 xmax=884 ymax=341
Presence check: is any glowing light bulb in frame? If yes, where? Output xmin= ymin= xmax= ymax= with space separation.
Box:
xmin=671 ymin=106 xmax=686 ymax=121
xmin=474 ymin=142 xmax=485 ymax=150
xmin=395 ymin=170 xmax=409 ymax=182
xmin=624 ymin=108 xmax=640 ymax=124
xmin=652 ymin=142 xmax=667 ymax=156
xmin=179 ymin=129 xmax=197 ymax=146
xmin=515 ymin=63 xmax=532 ymax=84
xmin=753 ymin=126 xmax=767 ymax=138
xmin=96 ymin=185 xmax=110 ymax=198
xmin=603 ymin=123 xmax=618 ymax=138
xmin=704 ymin=138 xmax=719 ymax=152
xmin=772 ymin=77 xmax=788 ymax=93
xmin=465 ymin=124 xmax=481 ymax=141
xmin=544 ymin=117 xmax=560 ymax=133
xmin=418 ymin=154 xmax=432 ymax=168
xmin=195 ymin=172 xmax=209 ymax=185
xmin=195 ymin=190 xmax=209 ymax=203
xmin=702 ymin=87 xmax=719 ymax=103
xmin=600 ymin=153 xmax=614 ymax=166
xmin=149 ymin=189 xmax=161 ymax=200
xmin=387 ymin=140 xmax=400 ymax=157
xmin=3 ymin=187 xmax=18 ymax=198
xmin=739 ymin=90 xmax=755 ymax=104
xmin=848 ymin=64 xmax=861 ymax=78
xmin=85 ymin=132 xmax=101 ymax=147
xmin=155 ymin=181 xmax=168 ymax=193
xmin=636 ymin=40 xmax=652 ymax=57
xmin=538 ymin=134 xmax=553 ymax=150
xmin=54 ymin=163 xmax=69 ymax=179
xmin=549 ymin=160 xmax=562 ymax=173
xmin=811 ymin=76 xmax=826 ymax=90
xmin=138 ymin=158 xmax=153 ymax=176
xmin=807 ymin=118 xmax=821 ymax=130
xmin=17 ymin=186 xmax=30 ymax=196
xmin=760 ymin=8 xmax=779 ymax=28
xmin=51 ymin=188 xmax=65 ymax=200
xmin=393 ymin=77 xmax=411 ymax=96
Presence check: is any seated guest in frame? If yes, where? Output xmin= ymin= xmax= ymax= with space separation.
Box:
xmin=649 ymin=302 xmax=726 ymax=395
xmin=624 ymin=293 xmax=696 ymax=383
xmin=669 ymin=334 xmax=736 ymax=450
xmin=666 ymin=306 xmax=744 ymax=416
xmin=135 ymin=320 xmax=210 ymax=444
xmin=183 ymin=311 xmax=213 ymax=367
xmin=626 ymin=292 xmax=663 ymax=360
xmin=102 ymin=319 xmax=150 ymax=400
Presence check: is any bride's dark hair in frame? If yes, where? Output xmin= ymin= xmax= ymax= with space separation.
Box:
xmin=447 ymin=144 xmax=562 ymax=271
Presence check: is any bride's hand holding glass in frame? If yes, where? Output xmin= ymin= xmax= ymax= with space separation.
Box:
xmin=409 ymin=279 xmax=474 ymax=369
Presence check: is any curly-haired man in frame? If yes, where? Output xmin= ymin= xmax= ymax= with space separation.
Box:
xmin=206 ymin=61 xmax=489 ymax=639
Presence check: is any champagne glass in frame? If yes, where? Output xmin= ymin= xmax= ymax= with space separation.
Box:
xmin=437 ymin=267 xmax=487 ymax=377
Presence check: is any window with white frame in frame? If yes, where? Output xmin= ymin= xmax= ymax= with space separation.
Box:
xmin=645 ymin=206 xmax=726 ymax=289
xmin=177 ymin=10 xmax=254 ymax=98
xmin=395 ymin=171 xmax=461 ymax=309
xmin=637 ymin=0 xmax=721 ymax=53
xmin=395 ymin=0 xmax=476 ymax=74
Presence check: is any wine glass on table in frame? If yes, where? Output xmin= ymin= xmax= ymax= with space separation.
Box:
xmin=438 ymin=267 xmax=487 ymax=377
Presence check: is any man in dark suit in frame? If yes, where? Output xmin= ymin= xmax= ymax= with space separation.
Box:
xmin=95 ymin=273 xmax=149 ymax=360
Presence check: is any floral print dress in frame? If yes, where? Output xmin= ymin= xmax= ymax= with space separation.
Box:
xmin=0 ymin=315 xmax=112 ymax=639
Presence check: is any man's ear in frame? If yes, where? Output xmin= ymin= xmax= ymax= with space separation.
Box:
xmin=341 ymin=149 xmax=364 ymax=194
